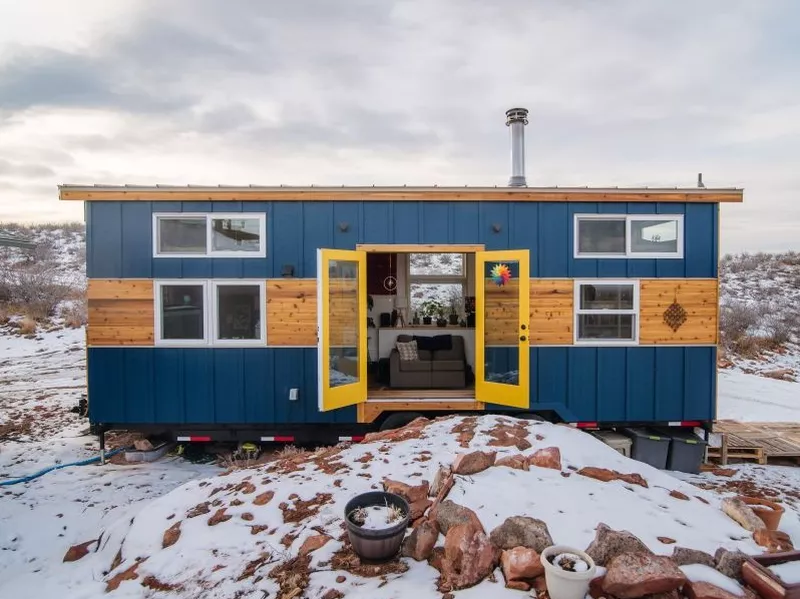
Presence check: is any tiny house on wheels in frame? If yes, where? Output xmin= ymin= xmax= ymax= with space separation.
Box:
xmin=61 ymin=108 xmax=743 ymax=450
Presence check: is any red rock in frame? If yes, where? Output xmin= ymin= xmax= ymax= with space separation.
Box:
xmin=589 ymin=575 xmax=606 ymax=599
xmin=578 ymin=467 xmax=648 ymax=488
xmin=603 ymin=553 xmax=687 ymax=599
xmin=711 ymin=469 xmax=736 ymax=477
xmin=685 ymin=581 xmax=742 ymax=599
xmin=162 ymin=522 xmax=181 ymax=548
xmin=432 ymin=500 xmax=484 ymax=535
xmin=669 ymin=490 xmax=689 ymax=501
xmin=321 ymin=590 xmax=344 ymax=599
xmin=63 ymin=539 xmax=97 ymax=562
xmin=532 ymin=575 xmax=548 ymax=592
xmin=240 ymin=512 xmax=254 ymax=522
xmin=383 ymin=479 xmax=430 ymax=504
xmin=529 ymin=447 xmax=562 ymax=470
xmin=753 ymin=528 xmax=794 ymax=553
xmin=442 ymin=523 xmax=501 ymax=590
xmin=507 ymin=580 xmax=532 ymax=591
xmin=401 ymin=520 xmax=440 ymax=561
xmin=253 ymin=491 xmax=274 ymax=506
xmin=658 ymin=537 xmax=676 ymax=545
xmin=584 ymin=524 xmax=653 ymax=567
xmin=336 ymin=575 xmax=346 ymax=583
xmin=409 ymin=498 xmax=433 ymax=521
xmin=452 ymin=450 xmax=497 ymax=475
xmin=496 ymin=454 xmax=529 ymax=471
xmin=208 ymin=508 xmax=232 ymax=526
xmin=105 ymin=559 xmax=146 ymax=592
xmin=490 ymin=516 xmax=553 ymax=552
xmin=501 ymin=547 xmax=544 ymax=583
xmin=299 ymin=534 xmax=330 ymax=556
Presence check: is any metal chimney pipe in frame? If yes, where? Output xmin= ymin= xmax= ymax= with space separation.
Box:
xmin=505 ymin=107 xmax=529 ymax=187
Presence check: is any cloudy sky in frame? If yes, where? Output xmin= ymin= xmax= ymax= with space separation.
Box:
xmin=0 ymin=1 xmax=797 ymax=253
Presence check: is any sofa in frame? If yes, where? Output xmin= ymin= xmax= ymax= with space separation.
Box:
xmin=389 ymin=334 xmax=466 ymax=388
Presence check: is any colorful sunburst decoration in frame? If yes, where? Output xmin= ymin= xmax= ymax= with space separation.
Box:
xmin=490 ymin=263 xmax=512 ymax=286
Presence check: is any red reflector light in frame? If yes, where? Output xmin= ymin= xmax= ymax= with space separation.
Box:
xmin=273 ymin=436 xmax=295 ymax=442
xmin=576 ymin=422 xmax=598 ymax=429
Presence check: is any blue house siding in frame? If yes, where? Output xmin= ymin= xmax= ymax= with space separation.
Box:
xmin=88 ymin=346 xmax=715 ymax=426
xmin=87 ymin=201 xmax=718 ymax=279
xmin=88 ymin=348 xmax=356 ymax=425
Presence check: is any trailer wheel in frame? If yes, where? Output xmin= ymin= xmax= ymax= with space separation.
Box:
xmin=379 ymin=412 xmax=424 ymax=431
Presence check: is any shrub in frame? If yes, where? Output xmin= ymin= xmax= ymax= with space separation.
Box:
xmin=18 ymin=317 xmax=37 ymax=335
xmin=719 ymin=303 xmax=761 ymax=345
xmin=60 ymin=299 xmax=87 ymax=328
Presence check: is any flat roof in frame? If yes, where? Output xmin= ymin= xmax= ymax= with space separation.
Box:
xmin=58 ymin=184 xmax=743 ymax=203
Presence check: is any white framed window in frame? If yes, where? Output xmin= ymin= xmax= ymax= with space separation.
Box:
xmin=211 ymin=281 xmax=266 ymax=346
xmin=155 ymin=280 xmax=209 ymax=346
xmin=154 ymin=279 xmax=266 ymax=347
xmin=153 ymin=213 xmax=267 ymax=258
xmin=407 ymin=253 xmax=468 ymax=318
xmin=574 ymin=279 xmax=639 ymax=345
xmin=574 ymin=214 xmax=683 ymax=259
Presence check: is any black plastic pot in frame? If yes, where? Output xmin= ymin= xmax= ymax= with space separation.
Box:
xmin=448 ymin=314 xmax=459 ymax=325
xmin=344 ymin=491 xmax=410 ymax=561
xmin=422 ymin=317 xmax=432 ymax=325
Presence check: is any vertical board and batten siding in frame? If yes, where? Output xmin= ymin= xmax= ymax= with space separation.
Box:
xmin=86 ymin=201 xmax=718 ymax=279
xmin=85 ymin=199 xmax=719 ymax=426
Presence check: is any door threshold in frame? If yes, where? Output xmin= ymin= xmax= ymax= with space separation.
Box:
xmin=367 ymin=388 xmax=476 ymax=401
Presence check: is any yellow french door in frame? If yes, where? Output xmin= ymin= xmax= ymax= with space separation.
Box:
xmin=475 ymin=250 xmax=530 ymax=408
xmin=317 ymin=249 xmax=368 ymax=411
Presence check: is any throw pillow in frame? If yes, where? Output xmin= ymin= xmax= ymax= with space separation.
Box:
xmin=396 ymin=340 xmax=419 ymax=361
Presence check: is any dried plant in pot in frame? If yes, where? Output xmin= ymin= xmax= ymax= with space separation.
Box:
xmin=738 ymin=495 xmax=785 ymax=531
xmin=540 ymin=545 xmax=597 ymax=599
xmin=344 ymin=491 xmax=409 ymax=561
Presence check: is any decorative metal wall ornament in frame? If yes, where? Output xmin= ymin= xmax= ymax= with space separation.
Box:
xmin=663 ymin=298 xmax=688 ymax=332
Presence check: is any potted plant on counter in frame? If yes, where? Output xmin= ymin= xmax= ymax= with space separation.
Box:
xmin=344 ymin=491 xmax=409 ymax=561
xmin=540 ymin=545 xmax=597 ymax=599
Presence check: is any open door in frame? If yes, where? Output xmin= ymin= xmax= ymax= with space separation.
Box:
xmin=317 ymin=248 xmax=368 ymax=411
xmin=475 ymin=250 xmax=530 ymax=408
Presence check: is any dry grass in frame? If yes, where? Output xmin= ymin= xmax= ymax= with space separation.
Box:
xmin=18 ymin=317 xmax=37 ymax=335
xmin=60 ymin=299 xmax=87 ymax=328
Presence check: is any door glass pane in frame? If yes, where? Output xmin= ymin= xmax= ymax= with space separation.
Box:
xmin=216 ymin=285 xmax=262 ymax=340
xmin=483 ymin=260 xmax=520 ymax=387
xmin=160 ymin=284 xmax=205 ymax=340
xmin=630 ymin=219 xmax=678 ymax=254
xmin=328 ymin=260 xmax=360 ymax=388
xmin=577 ymin=219 xmax=625 ymax=254
xmin=211 ymin=217 xmax=262 ymax=253
xmin=157 ymin=217 xmax=206 ymax=254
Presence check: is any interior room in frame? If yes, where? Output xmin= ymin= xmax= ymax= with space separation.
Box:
xmin=365 ymin=251 xmax=477 ymax=397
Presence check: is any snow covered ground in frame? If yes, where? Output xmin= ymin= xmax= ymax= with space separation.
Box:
xmin=717 ymin=371 xmax=800 ymax=421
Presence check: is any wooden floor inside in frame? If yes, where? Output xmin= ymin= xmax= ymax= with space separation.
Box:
xmin=709 ymin=420 xmax=800 ymax=465
xmin=367 ymin=386 xmax=476 ymax=400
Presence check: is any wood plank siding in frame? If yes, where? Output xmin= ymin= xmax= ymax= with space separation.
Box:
xmin=87 ymin=279 xmax=154 ymax=346
xmin=87 ymin=277 xmax=719 ymax=347
xmin=639 ymin=279 xmax=718 ymax=344
xmin=60 ymin=186 xmax=743 ymax=203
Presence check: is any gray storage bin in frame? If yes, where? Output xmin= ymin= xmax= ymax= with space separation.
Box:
xmin=652 ymin=427 xmax=708 ymax=474
xmin=590 ymin=431 xmax=633 ymax=458
xmin=620 ymin=427 xmax=670 ymax=469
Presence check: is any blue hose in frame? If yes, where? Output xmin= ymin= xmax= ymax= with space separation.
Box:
xmin=0 ymin=447 xmax=130 ymax=487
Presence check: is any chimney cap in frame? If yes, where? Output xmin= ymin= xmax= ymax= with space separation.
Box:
xmin=505 ymin=107 xmax=529 ymax=126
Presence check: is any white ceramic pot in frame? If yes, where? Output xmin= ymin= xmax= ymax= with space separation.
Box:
xmin=540 ymin=545 xmax=597 ymax=599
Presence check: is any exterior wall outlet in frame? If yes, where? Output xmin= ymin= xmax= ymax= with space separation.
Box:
xmin=289 ymin=388 xmax=299 ymax=401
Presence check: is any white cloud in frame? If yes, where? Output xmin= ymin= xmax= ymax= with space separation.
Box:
xmin=0 ymin=0 xmax=796 ymax=254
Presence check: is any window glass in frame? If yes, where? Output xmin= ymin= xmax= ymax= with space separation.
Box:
xmin=630 ymin=219 xmax=679 ymax=254
xmin=160 ymin=284 xmax=205 ymax=340
xmin=211 ymin=217 xmax=262 ymax=253
xmin=579 ymin=284 xmax=634 ymax=310
xmin=577 ymin=219 xmax=625 ymax=254
xmin=577 ymin=314 xmax=635 ymax=341
xmin=409 ymin=253 xmax=464 ymax=276
xmin=409 ymin=283 xmax=464 ymax=318
xmin=157 ymin=217 xmax=206 ymax=254
xmin=216 ymin=284 xmax=262 ymax=340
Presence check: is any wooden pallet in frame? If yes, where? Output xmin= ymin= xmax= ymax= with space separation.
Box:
xmin=707 ymin=423 xmax=800 ymax=465
xmin=707 ymin=438 xmax=766 ymax=465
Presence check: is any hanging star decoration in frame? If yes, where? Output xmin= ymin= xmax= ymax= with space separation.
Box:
xmin=490 ymin=263 xmax=512 ymax=286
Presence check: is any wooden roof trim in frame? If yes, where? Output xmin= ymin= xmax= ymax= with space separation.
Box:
xmin=58 ymin=185 xmax=743 ymax=203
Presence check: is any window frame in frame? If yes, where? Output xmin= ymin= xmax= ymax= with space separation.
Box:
xmin=573 ymin=214 xmax=684 ymax=259
xmin=152 ymin=213 xmax=267 ymax=258
xmin=153 ymin=279 xmax=267 ymax=347
xmin=406 ymin=252 xmax=468 ymax=314
xmin=154 ymin=280 xmax=210 ymax=347
xmin=573 ymin=279 xmax=640 ymax=346
xmin=210 ymin=280 xmax=267 ymax=347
